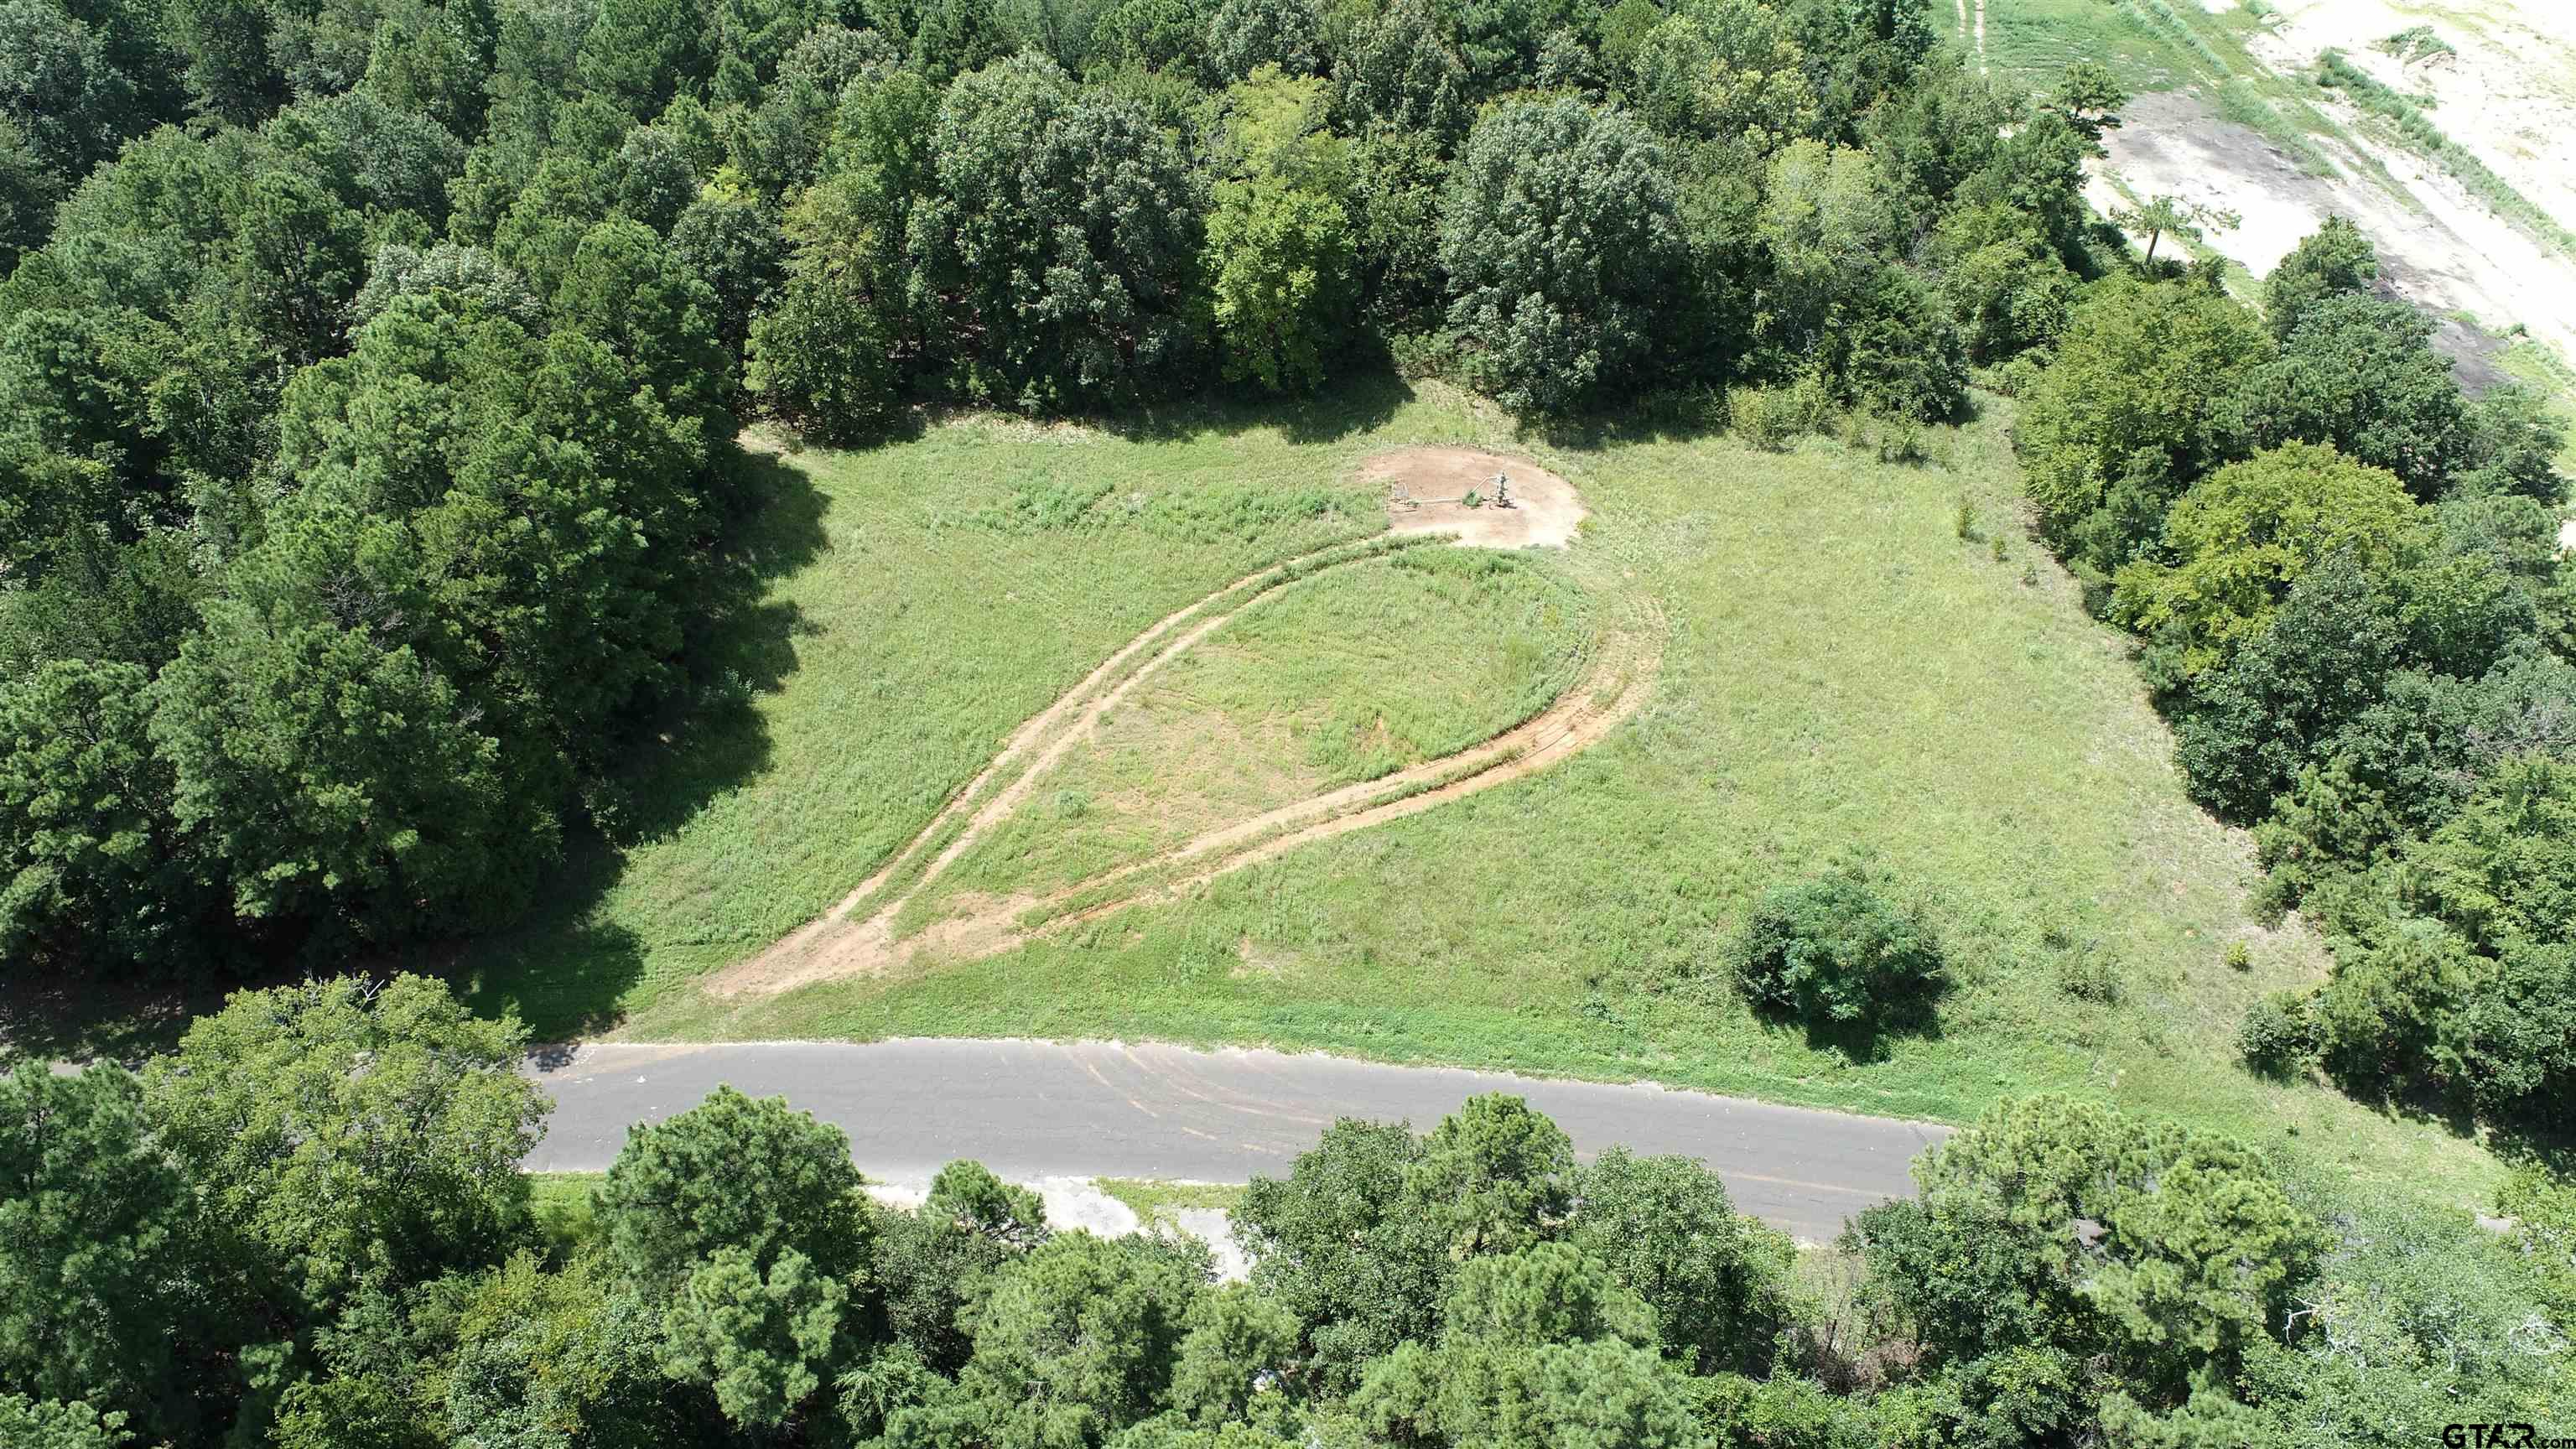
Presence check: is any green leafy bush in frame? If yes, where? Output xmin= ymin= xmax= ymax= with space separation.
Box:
xmin=1727 ymin=866 xmax=1945 ymax=1041
xmin=2054 ymin=950 xmax=2122 ymax=1005
xmin=2376 ymin=25 xmax=2454 ymax=63
xmin=2237 ymin=989 xmax=2320 ymax=1077
xmin=1727 ymin=378 xmax=1828 ymax=451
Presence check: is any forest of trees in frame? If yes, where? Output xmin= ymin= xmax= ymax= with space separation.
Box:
xmin=2001 ymin=212 xmax=2576 ymax=1131
xmin=3 ymin=0 xmax=2124 ymax=983
xmin=3 ymin=2 xmax=2573 ymax=1435
xmin=2 ymin=974 xmax=2566 ymax=1446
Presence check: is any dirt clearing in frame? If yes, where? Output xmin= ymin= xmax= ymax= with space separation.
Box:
xmin=1365 ymin=448 xmax=1588 ymax=549
xmin=2089 ymin=89 xmax=2576 ymax=375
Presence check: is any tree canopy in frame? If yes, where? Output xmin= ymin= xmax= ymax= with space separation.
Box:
xmin=2012 ymin=209 xmax=2573 ymax=1131
xmin=0 ymin=972 xmax=2565 ymax=1448
xmin=0 ymin=0 xmax=2138 ymax=979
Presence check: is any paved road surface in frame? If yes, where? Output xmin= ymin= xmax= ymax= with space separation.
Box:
xmin=528 ymin=1040 xmax=1949 ymax=1243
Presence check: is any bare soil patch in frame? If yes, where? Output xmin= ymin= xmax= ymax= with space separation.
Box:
xmin=1364 ymin=448 xmax=1588 ymax=549
xmin=2090 ymin=90 xmax=2576 ymax=376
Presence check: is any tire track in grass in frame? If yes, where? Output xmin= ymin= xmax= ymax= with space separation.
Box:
xmin=708 ymin=450 xmax=1653 ymax=1002
xmin=1027 ymin=600 xmax=1661 ymax=931
xmin=711 ymin=538 xmax=1408 ymax=996
xmin=713 ymin=598 xmax=1662 ymax=998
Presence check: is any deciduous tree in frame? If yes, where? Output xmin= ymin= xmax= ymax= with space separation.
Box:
xmin=139 ymin=975 xmax=546 ymax=1312
xmin=934 ymin=1232 xmax=1207 ymax=1449
xmin=2112 ymin=442 xmax=2423 ymax=675
xmin=2223 ymin=293 xmax=2470 ymax=496
xmin=1729 ymin=865 xmax=1945 ymax=1042
xmin=1236 ymin=1117 xmax=1440 ymax=1389
xmin=912 ymin=55 xmax=1207 ymax=408
xmin=1565 ymin=1149 xmax=1791 ymax=1376
xmin=1204 ymin=172 xmax=1351 ymax=392
xmin=2016 ymin=276 xmax=2272 ymax=578
xmin=598 ymin=1083 xmax=872 ymax=1290
xmin=1438 ymin=96 xmax=1684 ymax=413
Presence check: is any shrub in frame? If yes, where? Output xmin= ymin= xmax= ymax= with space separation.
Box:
xmin=2450 ymin=943 xmax=2576 ymax=1124
xmin=1386 ymin=329 xmax=1456 ymax=380
xmin=1988 ymin=352 xmax=2049 ymax=399
xmin=2313 ymin=924 xmax=2475 ymax=1088
xmin=2238 ymin=989 xmax=2320 ymax=1077
xmin=2224 ymin=940 xmax=2253 ymax=972
xmin=2493 ymin=1166 xmax=2576 ymax=1322
xmin=2055 ymin=951 xmax=2122 ymax=1005
xmin=1729 ymin=379 xmax=1828 ymax=450
xmin=1877 ymin=414 xmax=1929 ymax=465
xmin=1728 ymin=866 xmax=1945 ymax=1036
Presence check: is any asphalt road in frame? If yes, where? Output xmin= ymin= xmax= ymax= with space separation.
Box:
xmin=527 ymin=1040 xmax=1950 ymax=1243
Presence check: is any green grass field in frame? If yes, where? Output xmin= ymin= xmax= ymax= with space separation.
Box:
xmin=453 ymin=374 xmax=2506 ymax=1210
xmin=907 ymin=546 xmax=1594 ymax=919
xmin=1096 ymin=1179 xmax=1247 ymax=1227
xmin=451 ymin=398 xmax=1396 ymax=1031
xmin=529 ymin=1171 xmax=603 ymax=1258
xmin=1980 ymin=0 xmax=2203 ymax=91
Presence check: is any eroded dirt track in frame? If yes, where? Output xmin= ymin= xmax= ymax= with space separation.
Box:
xmin=709 ymin=451 xmax=1657 ymax=1000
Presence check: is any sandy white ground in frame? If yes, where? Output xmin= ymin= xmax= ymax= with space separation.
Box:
xmin=865 ymin=1175 xmax=1252 ymax=1281
xmin=2074 ymin=2 xmax=2576 ymax=375
xmin=2246 ymin=0 xmax=2576 ymax=229
xmin=2083 ymin=90 xmax=2571 ymax=384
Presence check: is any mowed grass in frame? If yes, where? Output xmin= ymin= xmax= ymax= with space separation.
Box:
xmin=452 ymin=402 xmax=1395 ymax=1031
xmin=912 ymin=548 xmax=1593 ymax=914
xmin=617 ymin=383 xmax=2501 ymax=1206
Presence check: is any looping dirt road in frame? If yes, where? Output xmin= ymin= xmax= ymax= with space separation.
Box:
xmin=709 ymin=450 xmax=1658 ymax=1000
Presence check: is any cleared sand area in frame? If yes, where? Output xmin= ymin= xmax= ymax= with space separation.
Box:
xmin=2077 ymin=2 xmax=2576 ymax=377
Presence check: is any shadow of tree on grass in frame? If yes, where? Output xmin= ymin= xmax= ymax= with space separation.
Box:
xmin=1758 ymin=995 xmax=1949 ymax=1067
xmin=439 ymin=443 xmax=830 ymax=1040
xmin=3 ymin=449 xmax=829 ymax=1060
